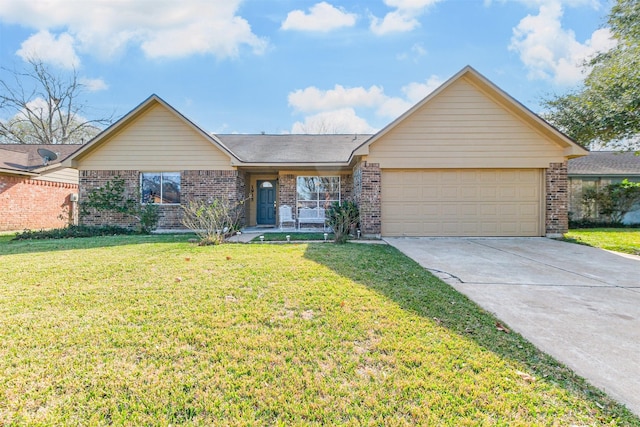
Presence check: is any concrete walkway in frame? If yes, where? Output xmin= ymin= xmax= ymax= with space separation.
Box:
xmin=385 ymin=237 xmax=640 ymax=416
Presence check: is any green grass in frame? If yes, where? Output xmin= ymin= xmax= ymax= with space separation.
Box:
xmin=251 ymin=232 xmax=334 ymax=242
xmin=564 ymin=228 xmax=640 ymax=256
xmin=0 ymin=236 xmax=637 ymax=425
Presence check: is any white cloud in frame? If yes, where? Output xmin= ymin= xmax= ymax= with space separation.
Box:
xmin=288 ymin=84 xmax=387 ymax=113
xmin=0 ymin=0 xmax=266 ymax=61
xmin=511 ymin=0 xmax=600 ymax=7
xmin=80 ymin=77 xmax=108 ymax=92
xmin=288 ymin=75 xmax=444 ymax=133
xmin=291 ymin=108 xmax=376 ymax=134
xmin=376 ymin=75 xmax=444 ymax=117
xmin=16 ymin=30 xmax=79 ymax=69
xmin=281 ymin=2 xmax=357 ymax=32
xmin=402 ymin=75 xmax=443 ymax=103
xmin=396 ymin=43 xmax=427 ymax=61
xmin=509 ymin=1 xmax=616 ymax=85
xmin=370 ymin=0 xmax=442 ymax=35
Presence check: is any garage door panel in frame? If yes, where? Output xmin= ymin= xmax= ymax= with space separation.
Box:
xmin=382 ymin=169 xmax=542 ymax=237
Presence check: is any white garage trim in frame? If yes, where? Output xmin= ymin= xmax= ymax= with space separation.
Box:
xmin=381 ymin=169 xmax=544 ymax=237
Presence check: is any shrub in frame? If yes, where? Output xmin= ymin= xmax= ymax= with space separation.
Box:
xmin=581 ymin=179 xmax=640 ymax=223
xmin=13 ymin=225 xmax=137 ymax=240
xmin=181 ymin=197 xmax=245 ymax=245
xmin=326 ymin=201 xmax=359 ymax=244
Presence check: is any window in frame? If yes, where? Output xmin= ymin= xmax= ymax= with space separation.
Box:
xmin=141 ymin=172 xmax=180 ymax=204
xmin=296 ymin=176 xmax=340 ymax=210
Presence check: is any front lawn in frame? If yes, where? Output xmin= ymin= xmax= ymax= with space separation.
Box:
xmin=564 ymin=228 xmax=640 ymax=256
xmin=0 ymin=236 xmax=637 ymax=425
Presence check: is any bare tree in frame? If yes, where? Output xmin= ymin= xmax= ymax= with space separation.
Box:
xmin=0 ymin=58 xmax=113 ymax=144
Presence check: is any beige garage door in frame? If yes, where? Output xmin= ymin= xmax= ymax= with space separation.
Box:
xmin=381 ymin=169 xmax=542 ymax=237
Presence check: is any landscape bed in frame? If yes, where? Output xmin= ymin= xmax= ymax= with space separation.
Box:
xmin=0 ymin=235 xmax=637 ymax=425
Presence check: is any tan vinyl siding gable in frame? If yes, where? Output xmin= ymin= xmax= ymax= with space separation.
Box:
xmin=35 ymin=167 xmax=79 ymax=185
xmin=76 ymin=103 xmax=234 ymax=171
xmin=366 ymin=77 xmax=567 ymax=169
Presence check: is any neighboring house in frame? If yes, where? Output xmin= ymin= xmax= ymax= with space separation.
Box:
xmin=0 ymin=144 xmax=81 ymax=232
xmin=63 ymin=66 xmax=587 ymax=237
xmin=568 ymin=151 xmax=640 ymax=224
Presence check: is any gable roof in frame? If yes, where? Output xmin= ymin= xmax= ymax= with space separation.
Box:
xmin=568 ymin=151 xmax=640 ymax=176
xmin=63 ymin=67 xmax=588 ymax=169
xmin=352 ymin=65 xmax=588 ymax=159
xmin=0 ymin=144 xmax=82 ymax=176
xmin=63 ymin=94 xmax=239 ymax=167
xmin=219 ymin=134 xmax=370 ymax=164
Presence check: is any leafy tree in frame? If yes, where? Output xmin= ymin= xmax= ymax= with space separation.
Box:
xmin=542 ymin=0 xmax=640 ymax=149
xmin=0 ymin=58 xmax=112 ymax=144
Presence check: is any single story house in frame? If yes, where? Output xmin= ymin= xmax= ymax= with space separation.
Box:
xmin=0 ymin=144 xmax=81 ymax=232
xmin=63 ymin=66 xmax=588 ymax=237
xmin=568 ymin=151 xmax=640 ymax=224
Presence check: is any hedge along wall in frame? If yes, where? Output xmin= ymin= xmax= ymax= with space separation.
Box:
xmin=0 ymin=174 xmax=77 ymax=232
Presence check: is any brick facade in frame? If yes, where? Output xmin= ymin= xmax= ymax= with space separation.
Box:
xmin=0 ymin=175 xmax=77 ymax=232
xmin=278 ymin=173 xmax=297 ymax=209
xmin=182 ymin=169 xmax=247 ymax=228
xmin=545 ymin=162 xmax=569 ymax=237
xmin=79 ymin=170 xmax=140 ymax=229
xmin=341 ymin=173 xmax=353 ymax=202
xmin=80 ymin=169 xmax=247 ymax=230
xmin=353 ymin=161 xmax=381 ymax=236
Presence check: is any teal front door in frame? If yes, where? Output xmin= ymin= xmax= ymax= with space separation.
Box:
xmin=257 ymin=180 xmax=276 ymax=225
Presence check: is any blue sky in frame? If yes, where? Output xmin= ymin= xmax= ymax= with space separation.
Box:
xmin=0 ymin=0 xmax=615 ymax=135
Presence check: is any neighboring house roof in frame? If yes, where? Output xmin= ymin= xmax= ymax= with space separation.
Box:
xmin=218 ymin=134 xmax=371 ymax=163
xmin=353 ymin=65 xmax=588 ymax=159
xmin=568 ymin=151 xmax=640 ymax=176
xmin=0 ymin=144 xmax=82 ymax=176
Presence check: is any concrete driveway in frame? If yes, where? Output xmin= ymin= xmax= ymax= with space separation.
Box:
xmin=384 ymin=237 xmax=640 ymax=416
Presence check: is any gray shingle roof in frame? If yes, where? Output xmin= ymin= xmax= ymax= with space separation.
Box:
xmin=568 ymin=151 xmax=640 ymax=176
xmin=217 ymin=134 xmax=372 ymax=163
xmin=0 ymin=144 xmax=82 ymax=172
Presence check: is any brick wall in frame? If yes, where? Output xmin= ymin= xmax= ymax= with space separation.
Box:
xmin=182 ymin=169 xmax=246 ymax=228
xmin=0 ymin=175 xmax=77 ymax=232
xmin=353 ymin=161 xmax=381 ymax=236
xmin=80 ymin=169 xmax=246 ymax=230
xmin=278 ymin=174 xmax=297 ymax=209
xmin=545 ymin=162 xmax=568 ymax=236
xmin=341 ymin=173 xmax=353 ymax=202
xmin=79 ymin=170 xmax=140 ymax=229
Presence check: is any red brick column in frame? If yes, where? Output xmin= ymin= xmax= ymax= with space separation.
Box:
xmin=545 ymin=162 xmax=568 ymax=237
xmin=353 ymin=161 xmax=381 ymax=237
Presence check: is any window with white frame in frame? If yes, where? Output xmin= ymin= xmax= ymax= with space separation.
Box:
xmin=296 ymin=176 xmax=340 ymax=210
xmin=141 ymin=172 xmax=180 ymax=204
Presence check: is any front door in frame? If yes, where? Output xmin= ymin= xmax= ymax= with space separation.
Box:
xmin=257 ymin=180 xmax=276 ymax=225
